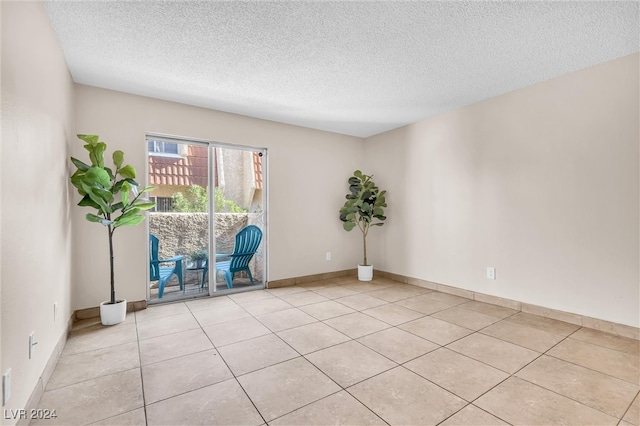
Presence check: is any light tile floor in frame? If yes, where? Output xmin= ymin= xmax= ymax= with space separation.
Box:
xmin=34 ymin=277 xmax=640 ymax=425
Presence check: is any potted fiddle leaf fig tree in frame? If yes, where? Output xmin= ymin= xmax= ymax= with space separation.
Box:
xmin=339 ymin=170 xmax=387 ymax=281
xmin=70 ymin=134 xmax=156 ymax=325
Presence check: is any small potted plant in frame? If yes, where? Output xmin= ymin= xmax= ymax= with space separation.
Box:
xmin=339 ymin=170 xmax=387 ymax=281
xmin=189 ymin=249 xmax=208 ymax=268
xmin=70 ymin=134 xmax=155 ymax=325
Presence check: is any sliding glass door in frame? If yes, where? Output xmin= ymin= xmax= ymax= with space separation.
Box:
xmin=210 ymin=146 xmax=266 ymax=294
xmin=147 ymin=134 xmax=266 ymax=303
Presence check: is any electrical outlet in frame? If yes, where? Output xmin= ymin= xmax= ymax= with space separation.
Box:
xmin=487 ymin=267 xmax=496 ymax=280
xmin=29 ymin=332 xmax=38 ymax=359
xmin=325 ymin=252 xmax=331 ymax=261
xmin=2 ymin=368 xmax=11 ymax=406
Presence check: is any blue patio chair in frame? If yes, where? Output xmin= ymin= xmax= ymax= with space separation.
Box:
xmin=149 ymin=234 xmax=184 ymax=298
xmin=204 ymin=225 xmax=262 ymax=289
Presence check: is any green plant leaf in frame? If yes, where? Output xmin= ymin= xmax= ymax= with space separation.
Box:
xmin=133 ymin=202 xmax=156 ymax=211
xmin=120 ymin=207 xmax=141 ymax=217
xmin=339 ymin=170 xmax=387 ymax=248
xmin=70 ymin=157 xmax=90 ymax=171
xmin=93 ymin=187 xmax=114 ymax=204
xmin=112 ymin=179 xmax=125 ymax=194
xmin=70 ymin=171 xmax=87 ymax=193
xmin=119 ymin=165 xmax=136 ymax=179
xmin=113 ymin=213 xmax=145 ymax=228
xmin=120 ymin=181 xmax=131 ymax=206
xmin=113 ymin=150 xmax=124 ymax=168
xmin=85 ymin=167 xmax=111 ymax=188
xmin=85 ymin=213 xmax=102 ymax=223
xmin=78 ymin=195 xmax=101 ymax=209
xmin=81 ymin=183 xmax=110 ymax=213
xmin=343 ymin=221 xmax=356 ymax=231
xmin=77 ymin=134 xmax=99 ymax=145
xmin=88 ymin=142 xmax=106 ymax=168
xmin=105 ymin=167 xmax=115 ymax=181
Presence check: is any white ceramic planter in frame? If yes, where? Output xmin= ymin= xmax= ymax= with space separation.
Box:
xmin=358 ymin=264 xmax=373 ymax=281
xmin=100 ymin=299 xmax=127 ymax=325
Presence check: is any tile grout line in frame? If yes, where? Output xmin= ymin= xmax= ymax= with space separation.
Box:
xmin=142 ymin=298 xmax=633 ymax=422
xmin=419 ymin=323 xmax=551 ymax=425
xmin=264 ymin=328 xmax=387 ymax=425
xmin=45 ymin=279 xmax=639 ymax=425
xmin=387 ymin=309 xmax=586 ymax=422
xmin=618 ymin=389 xmax=640 ymax=425
xmin=234 ymin=295 xmax=363 ymax=425
xmin=544 ymin=327 xmax=640 ymax=386
xmin=133 ymin=310 xmax=150 ymax=426
xmin=194 ymin=302 xmax=269 ymax=426
xmin=278 ymin=285 xmax=476 ymax=424
xmin=138 ymin=303 xmax=236 ymax=408
xmin=472 ymin=326 xmax=631 ymax=422
xmin=434 ymin=402 xmax=514 ymax=426
xmin=234 ymin=287 xmax=396 ymax=425
xmin=213 ymin=286 xmax=400 ymax=423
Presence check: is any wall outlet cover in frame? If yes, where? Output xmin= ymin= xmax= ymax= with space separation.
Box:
xmin=487 ymin=267 xmax=496 ymax=280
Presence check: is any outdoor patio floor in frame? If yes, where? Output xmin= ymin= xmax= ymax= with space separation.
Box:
xmin=34 ymin=276 xmax=639 ymax=425
xmin=149 ymin=276 xmax=260 ymax=301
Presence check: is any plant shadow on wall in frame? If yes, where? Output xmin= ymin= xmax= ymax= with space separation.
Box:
xmin=70 ymin=134 xmax=156 ymax=326
xmin=339 ymin=170 xmax=387 ymax=281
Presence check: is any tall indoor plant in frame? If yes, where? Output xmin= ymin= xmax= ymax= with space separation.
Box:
xmin=70 ymin=134 xmax=155 ymax=325
xmin=339 ymin=170 xmax=387 ymax=281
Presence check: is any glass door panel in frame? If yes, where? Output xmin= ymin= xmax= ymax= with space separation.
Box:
xmin=147 ymin=138 xmax=211 ymax=302
xmin=210 ymin=146 xmax=266 ymax=293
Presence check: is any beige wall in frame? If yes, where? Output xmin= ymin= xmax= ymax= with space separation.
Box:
xmin=365 ymin=53 xmax=639 ymax=327
xmin=1 ymin=1 xmax=75 ymax=422
xmin=2 ymin=3 xmax=637 ymax=417
xmin=73 ymin=85 xmax=364 ymax=309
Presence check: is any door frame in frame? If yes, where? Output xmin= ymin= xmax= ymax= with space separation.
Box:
xmin=145 ymin=132 xmax=268 ymax=303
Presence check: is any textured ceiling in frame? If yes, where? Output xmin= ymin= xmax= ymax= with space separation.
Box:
xmin=44 ymin=1 xmax=639 ymax=138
